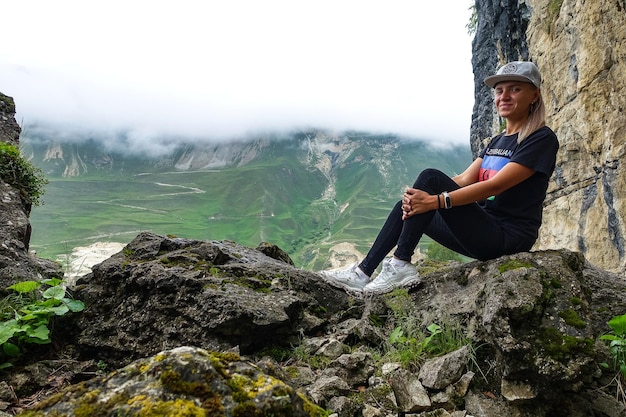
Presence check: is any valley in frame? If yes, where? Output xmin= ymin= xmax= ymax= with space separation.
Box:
xmin=23 ymin=129 xmax=473 ymax=271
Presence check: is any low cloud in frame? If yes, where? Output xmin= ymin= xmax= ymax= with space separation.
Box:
xmin=2 ymin=1 xmax=475 ymax=153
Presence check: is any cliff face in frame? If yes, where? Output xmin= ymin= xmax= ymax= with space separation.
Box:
xmin=471 ymin=0 xmax=626 ymax=273
xmin=0 ymin=94 xmax=61 ymax=288
xmin=0 ymin=93 xmax=21 ymax=147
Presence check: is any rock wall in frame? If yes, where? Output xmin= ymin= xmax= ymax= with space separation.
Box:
xmin=471 ymin=0 xmax=626 ymax=273
xmin=0 ymin=94 xmax=61 ymax=289
xmin=0 ymin=93 xmax=21 ymax=147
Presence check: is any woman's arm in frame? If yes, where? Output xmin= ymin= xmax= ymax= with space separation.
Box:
xmin=452 ymin=158 xmax=482 ymax=187
xmin=444 ymin=162 xmax=535 ymax=207
xmin=403 ymin=161 xmax=535 ymax=217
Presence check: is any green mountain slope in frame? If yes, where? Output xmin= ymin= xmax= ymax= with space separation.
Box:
xmin=22 ymin=129 xmax=472 ymax=270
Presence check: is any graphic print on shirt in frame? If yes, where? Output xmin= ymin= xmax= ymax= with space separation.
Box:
xmin=479 ymin=146 xmax=513 ymax=182
xmin=480 ymin=144 xmax=514 ymax=200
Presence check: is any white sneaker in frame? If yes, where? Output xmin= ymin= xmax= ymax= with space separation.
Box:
xmin=364 ymin=259 xmax=420 ymax=294
xmin=320 ymin=263 xmax=369 ymax=293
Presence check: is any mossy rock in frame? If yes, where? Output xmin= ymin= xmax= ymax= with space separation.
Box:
xmin=17 ymin=346 xmax=327 ymax=417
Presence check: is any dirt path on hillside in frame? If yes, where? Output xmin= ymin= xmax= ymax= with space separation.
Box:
xmin=94 ymin=182 xmax=205 ymax=213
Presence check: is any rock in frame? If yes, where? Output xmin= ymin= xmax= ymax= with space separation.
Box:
xmin=431 ymin=371 xmax=475 ymax=410
xmin=0 ymin=227 xmax=620 ymax=417
xmin=28 ymin=234 xmax=618 ymax=417
xmin=256 ymin=241 xmax=295 ymax=266
xmin=327 ymin=396 xmax=361 ymax=417
xmin=326 ymin=351 xmax=375 ymax=387
xmin=306 ymin=375 xmax=351 ymax=407
xmin=389 ymin=368 xmax=431 ymax=413
xmin=0 ymin=94 xmax=62 ymax=291
xmin=381 ymin=362 xmax=402 ymax=375
xmin=0 ymin=382 xmax=15 ymax=403
xmin=316 ymin=338 xmax=349 ymax=359
xmin=419 ymin=346 xmax=469 ymax=390
xmin=63 ymin=232 xmax=357 ymax=368
xmin=0 ymin=93 xmax=20 ymax=147
xmin=15 ymin=346 xmax=323 ymax=417
xmin=501 ymin=378 xmax=536 ymax=403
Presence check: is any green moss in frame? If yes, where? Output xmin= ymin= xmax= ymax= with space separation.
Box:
xmin=128 ymin=395 xmax=207 ymax=417
xmin=18 ymin=349 xmax=325 ymax=417
xmin=306 ymin=355 xmax=332 ymax=370
xmin=202 ymin=396 xmax=225 ymax=416
xmin=225 ymin=370 xmax=298 ymax=416
xmin=160 ymin=369 xmax=214 ymax=399
xmin=558 ymin=308 xmax=587 ymax=328
xmin=212 ymin=351 xmax=241 ymax=362
xmin=546 ymin=0 xmax=564 ymax=33
xmin=284 ymin=366 xmax=300 ymax=379
xmin=24 ymin=390 xmax=66 ymax=411
xmin=310 ymin=305 xmax=327 ymax=315
xmin=228 ymin=374 xmax=261 ymax=402
xmin=257 ymin=345 xmax=292 ymax=362
xmin=570 ymin=297 xmax=581 ymax=305
xmin=384 ymin=289 xmax=411 ymax=317
xmin=498 ymin=260 xmax=532 ymax=273
xmin=538 ymin=327 xmax=594 ymax=361
xmin=548 ymin=0 xmax=564 ymax=15
xmin=222 ymin=275 xmax=273 ymax=293
xmin=209 ymin=351 xmax=241 ymax=378
xmin=416 ymin=258 xmax=453 ymax=276
xmin=233 ymin=401 xmax=262 ymax=416
xmin=73 ymin=389 xmax=102 ymax=417
xmin=0 ymin=93 xmax=16 ymax=113
xmin=540 ymin=273 xmax=562 ymax=302
xmin=299 ymin=392 xmax=332 ymax=417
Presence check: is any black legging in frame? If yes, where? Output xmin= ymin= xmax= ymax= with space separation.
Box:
xmin=358 ymin=168 xmax=533 ymax=276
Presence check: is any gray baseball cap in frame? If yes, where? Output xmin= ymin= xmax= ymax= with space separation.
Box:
xmin=484 ymin=61 xmax=541 ymax=88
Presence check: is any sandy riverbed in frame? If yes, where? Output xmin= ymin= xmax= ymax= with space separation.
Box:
xmin=59 ymin=241 xmax=127 ymax=284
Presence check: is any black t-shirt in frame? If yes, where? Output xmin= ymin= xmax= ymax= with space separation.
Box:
xmin=478 ymin=126 xmax=559 ymax=243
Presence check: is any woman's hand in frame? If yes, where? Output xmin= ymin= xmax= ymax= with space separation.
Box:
xmin=401 ymin=188 xmax=438 ymax=220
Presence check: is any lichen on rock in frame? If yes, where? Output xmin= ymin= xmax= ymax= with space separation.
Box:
xmin=16 ymin=346 xmax=325 ymax=417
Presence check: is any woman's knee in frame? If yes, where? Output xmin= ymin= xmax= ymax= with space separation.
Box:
xmin=412 ymin=168 xmax=449 ymax=189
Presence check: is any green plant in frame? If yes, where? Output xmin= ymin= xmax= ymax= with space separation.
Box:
xmin=387 ymin=321 xmax=470 ymax=370
xmin=0 ymin=278 xmax=85 ymax=368
xmin=466 ymin=3 xmax=477 ymax=36
xmin=0 ymin=142 xmax=48 ymax=207
xmin=96 ymin=360 xmax=109 ymax=375
xmin=426 ymin=241 xmax=464 ymax=262
xmin=600 ymin=313 xmax=626 ymax=404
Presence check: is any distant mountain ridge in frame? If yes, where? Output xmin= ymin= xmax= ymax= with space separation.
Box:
xmin=22 ymin=127 xmax=472 ymax=270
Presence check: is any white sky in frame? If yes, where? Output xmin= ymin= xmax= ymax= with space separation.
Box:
xmin=1 ymin=1 xmax=475 ymax=146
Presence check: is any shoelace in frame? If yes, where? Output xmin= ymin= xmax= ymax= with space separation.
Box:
xmin=379 ymin=262 xmax=399 ymax=281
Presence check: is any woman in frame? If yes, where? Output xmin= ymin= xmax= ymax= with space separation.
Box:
xmin=321 ymin=61 xmax=559 ymax=295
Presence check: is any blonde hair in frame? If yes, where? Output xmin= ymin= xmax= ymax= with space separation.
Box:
xmin=517 ymin=88 xmax=546 ymax=143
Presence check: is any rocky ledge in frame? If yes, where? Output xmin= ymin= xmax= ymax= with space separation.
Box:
xmin=1 ymin=232 xmax=625 ymax=417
